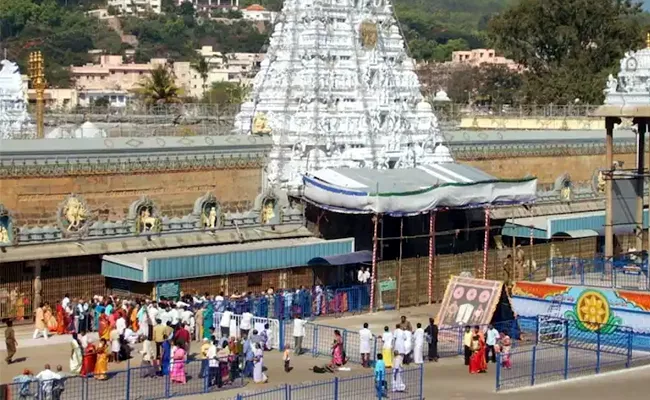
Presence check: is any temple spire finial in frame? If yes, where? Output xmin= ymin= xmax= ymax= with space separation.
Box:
xmin=646 ymin=32 xmax=650 ymax=49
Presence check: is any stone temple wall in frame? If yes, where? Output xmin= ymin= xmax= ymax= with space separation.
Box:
xmin=3 ymin=168 xmax=263 ymax=227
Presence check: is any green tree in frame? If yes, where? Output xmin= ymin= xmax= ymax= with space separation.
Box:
xmin=191 ymin=58 xmax=210 ymax=98
xmin=135 ymin=65 xmax=183 ymax=105
xmin=475 ymin=65 xmax=523 ymax=105
xmin=488 ymin=0 xmax=644 ymax=104
xmin=203 ymin=81 xmax=250 ymax=107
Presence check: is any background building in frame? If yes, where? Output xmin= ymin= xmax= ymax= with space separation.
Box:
xmin=450 ymin=49 xmax=520 ymax=70
xmin=107 ymin=0 xmax=162 ymax=14
xmin=71 ymin=55 xmax=192 ymax=106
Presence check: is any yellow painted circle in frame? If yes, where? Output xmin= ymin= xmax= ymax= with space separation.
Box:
xmin=576 ymin=291 xmax=610 ymax=331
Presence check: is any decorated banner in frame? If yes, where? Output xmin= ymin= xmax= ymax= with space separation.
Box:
xmin=436 ymin=276 xmax=505 ymax=327
xmin=512 ymin=281 xmax=650 ymax=334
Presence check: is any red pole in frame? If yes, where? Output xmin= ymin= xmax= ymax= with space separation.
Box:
xmin=370 ymin=214 xmax=379 ymax=312
xmin=483 ymin=208 xmax=490 ymax=279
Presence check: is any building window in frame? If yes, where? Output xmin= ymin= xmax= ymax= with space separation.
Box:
xmin=247 ymin=273 xmax=263 ymax=287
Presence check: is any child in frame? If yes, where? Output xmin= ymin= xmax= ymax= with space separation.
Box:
xmin=283 ymin=344 xmax=291 ymax=372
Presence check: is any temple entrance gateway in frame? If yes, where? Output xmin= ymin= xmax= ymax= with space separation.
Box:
xmin=233 ymin=0 xmax=452 ymax=192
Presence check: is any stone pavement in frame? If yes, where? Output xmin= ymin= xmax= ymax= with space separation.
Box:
xmin=3 ymin=305 xmax=648 ymax=400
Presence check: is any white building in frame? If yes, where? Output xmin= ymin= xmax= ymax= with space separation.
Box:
xmin=107 ymin=0 xmax=162 ymax=14
xmin=242 ymin=4 xmax=278 ymax=23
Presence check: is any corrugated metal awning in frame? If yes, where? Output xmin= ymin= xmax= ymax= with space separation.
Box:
xmin=101 ymin=237 xmax=356 ymax=283
xmin=551 ymin=230 xmax=599 ymax=238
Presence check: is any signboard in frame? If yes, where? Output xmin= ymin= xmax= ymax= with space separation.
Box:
xmin=379 ymin=280 xmax=396 ymax=291
xmin=156 ymin=281 xmax=180 ymax=301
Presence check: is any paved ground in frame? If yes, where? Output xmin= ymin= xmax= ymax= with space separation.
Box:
xmin=3 ymin=304 xmax=650 ymax=400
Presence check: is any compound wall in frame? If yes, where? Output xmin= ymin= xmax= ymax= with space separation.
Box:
xmin=512 ymin=281 xmax=650 ymax=335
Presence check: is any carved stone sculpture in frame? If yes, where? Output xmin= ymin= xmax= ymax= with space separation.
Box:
xmin=252 ymin=113 xmax=272 ymax=135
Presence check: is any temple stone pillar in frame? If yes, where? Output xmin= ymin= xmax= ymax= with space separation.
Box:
xmin=28 ymin=260 xmax=45 ymax=310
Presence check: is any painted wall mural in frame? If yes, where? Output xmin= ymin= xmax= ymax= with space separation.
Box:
xmin=512 ymin=281 xmax=650 ymax=334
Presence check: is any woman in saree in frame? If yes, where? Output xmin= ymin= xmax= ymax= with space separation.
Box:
xmin=55 ymin=301 xmax=66 ymax=335
xmin=44 ymin=303 xmax=58 ymax=333
xmin=329 ymin=329 xmax=344 ymax=368
xmin=202 ymin=303 xmax=214 ymax=340
xmin=500 ymin=331 xmax=512 ymax=369
xmin=70 ymin=333 xmax=83 ymax=374
xmin=94 ymin=338 xmax=110 ymax=380
xmin=252 ymin=343 xmax=267 ymax=383
xmin=94 ymin=302 xmax=105 ymax=332
xmin=15 ymin=293 xmax=25 ymax=321
xmin=161 ymin=337 xmax=172 ymax=376
xmin=130 ymin=305 xmax=139 ymax=332
xmin=81 ymin=339 xmax=97 ymax=377
xmin=469 ymin=335 xmax=487 ymax=374
xmin=98 ymin=313 xmax=111 ymax=341
xmin=195 ymin=307 xmax=204 ymax=341
xmin=170 ymin=340 xmax=187 ymax=384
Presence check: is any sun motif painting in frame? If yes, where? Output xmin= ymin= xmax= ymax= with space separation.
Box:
xmin=564 ymin=290 xmax=622 ymax=334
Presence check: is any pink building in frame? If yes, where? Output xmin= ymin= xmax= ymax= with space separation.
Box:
xmin=450 ymin=49 xmax=520 ymax=70
xmin=70 ymin=55 xmax=192 ymax=107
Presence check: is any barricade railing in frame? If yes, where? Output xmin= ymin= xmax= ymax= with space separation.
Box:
xmin=211 ymin=312 xmax=281 ymax=349
xmin=205 ymin=285 xmax=370 ymax=321
xmin=4 ymin=358 xmax=244 ymax=400
xmin=551 ymin=257 xmax=650 ymax=291
xmin=237 ymin=364 xmax=424 ymax=400
xmin=280 ymin=319 xmax=529 ymax=364
xmin=496 ymin=315 xmax=650 ymax=390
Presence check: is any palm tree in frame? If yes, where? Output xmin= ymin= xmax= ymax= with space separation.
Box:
xmin=135 ymin=65 xmax=183 ymax=106
xmin=191 ymin=58 xmax=209 ymax=98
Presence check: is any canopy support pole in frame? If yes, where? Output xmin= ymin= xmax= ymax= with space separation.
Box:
xmin=483 ymin=208 xmax=490 ymax=279
xmin=370 ymin=213 xmax=379 ymax=312
xmin=428 ymin=210 xmax=436 ymax=304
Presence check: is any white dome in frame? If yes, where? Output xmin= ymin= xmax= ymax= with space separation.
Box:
xmin=416 ymin=101 xmax=432 ymax=112
xmin=433 ymin=90 xmax=451 ymax=102
xmin=433 ymin=145 xmax=452 ymax=161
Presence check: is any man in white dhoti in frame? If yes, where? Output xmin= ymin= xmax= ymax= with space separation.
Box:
xmin=403 ymin=328 xmax=413 ymax=364
xmin=413 ymin=323 xmax=424 ymax=364
xmin=359 ymin=322 xmax=372 ymax=368
xmin=391 ymin=350 xmax=406 ymax=392
xmin=393 ymin=324 xmax=405 ymax=357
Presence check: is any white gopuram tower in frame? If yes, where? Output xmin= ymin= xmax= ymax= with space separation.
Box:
xmin=0 ymin=59 xmax=33 ymax=139
xmin=233 ymin=0 xmax=453 ymax=192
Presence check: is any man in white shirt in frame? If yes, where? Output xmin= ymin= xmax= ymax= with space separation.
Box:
xmin=169 ymin=306 xmax=181 ymax=329
xmin=363 ymin=268 xmax=371 ymax=284
xmin=413 ymin=323 xmax=425 ymax=364
xmin=485 ymin=324 xmax=500 ymax=363
xmin=36 ymin=364 xmax=60 ymax=399
xmin=292 ymin=316 xmax=306 ymax=355
xmin=240 ymin=311 xmax=253 ymax=336
xmin=206 ymin=340 xmax=219 ymax=387
xmin=357 ymin=268 xmax=366 ymax=284
xmin=219 ymin=308 xmax=233 ymax=338
xmin=181 ymin=307 xmax=193 ymax=326
xmin=124 ymin=327 xmax=138 ymax=345
xmin=359 ymin=322 xmax=372 ymax=368
xmin=61 ymin=295 xmax=70 ymax=311
xmin=148 ymin=304 xmax=159 ymax=326
xmin=116 ymin=314 xmax=127 ymax=336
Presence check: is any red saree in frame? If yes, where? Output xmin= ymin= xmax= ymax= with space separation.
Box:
xmin=469 ymin=339 xmax=487 ymax=374
xmin=56 ymin=304 xmax=66 ymax=335
xmin=81 ymin=344 xmax=97 ymax=377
